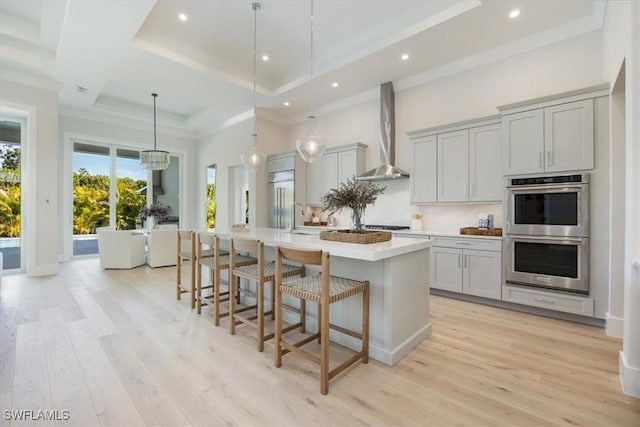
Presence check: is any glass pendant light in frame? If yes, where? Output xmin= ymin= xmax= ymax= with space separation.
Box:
xmin=241 ymin=2 xmax=267 ymax=170
xmin=296 ymin=0 xmax=326 ymax=163
xmin=140 ymin=93 xmax=170 ymax=170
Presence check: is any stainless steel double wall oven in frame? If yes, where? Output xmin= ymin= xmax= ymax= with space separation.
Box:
xmin=504 ymin=174 xmax=590 ymax=294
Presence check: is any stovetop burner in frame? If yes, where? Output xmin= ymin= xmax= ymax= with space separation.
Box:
xmin=365 ymin=225 xmax=411 ymax=231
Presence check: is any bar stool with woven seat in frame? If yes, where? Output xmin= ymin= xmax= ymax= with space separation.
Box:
xmin=229 ymin=238 xmax=306 ymax=352
xmin=177 ymin=230 xmax=228 ymax=309
xmin=196 ymin=232 xmax=257 ymax=325
xmin=176 ymin=230 xmax=196 ymax=308
xmin=274 ymin=245 xmax=370 ymax=395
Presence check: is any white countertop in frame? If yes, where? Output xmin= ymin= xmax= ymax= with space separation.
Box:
xmin=296 ymin=226 xmax=502 ymax=240
xmin=212 ymin=227 xmax=431 ymax=262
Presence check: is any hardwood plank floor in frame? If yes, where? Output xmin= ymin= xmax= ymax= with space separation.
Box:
xmin=0 ymin=259 xmax=638 ymax=426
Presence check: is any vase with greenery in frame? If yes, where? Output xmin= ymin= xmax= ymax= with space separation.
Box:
xmin=139 ymin=202 xmax=171 ymax=229
xmin=322 ymin=176 xmax=385 ymax=232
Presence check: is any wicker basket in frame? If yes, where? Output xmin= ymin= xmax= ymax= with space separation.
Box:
xmin=459 ymin=227 xmax=502 ymax=236
xmin=319 ymin=230 xmax=392 ymax=244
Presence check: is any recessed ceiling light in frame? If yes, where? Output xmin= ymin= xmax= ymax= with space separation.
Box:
xmin=178 ymin=13 xmax=188 ymax=22
xmin=262 ymin=55 xmax=269 ymax=61
xmin=401 ymin=53 xmax=409 ymax=61
xmin=283 ymin=101 xmax=290 ymax=106
xmin=332 ymin=82 xmax=339 ymax=88
xmin=509 ymin=9 xmax=520 ymax=19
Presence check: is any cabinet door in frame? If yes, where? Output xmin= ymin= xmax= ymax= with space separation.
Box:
xmin=306 ymin=161 xmax=323 ymax=205
xmin=544 ymin=99 xmax=594 ymax=173
xmin=322 ymin=152 xmax=339 ymax=194
xmin=469 ymin=124 xmax=502 ymax=202
xmin=437 ymin=129 xmax=469 ymax=202
xmin=462 ymin=249 xmax=501 ymax=300
xmin=430 ymin=247 xmax=463 ymax=292
xmin=410 ymin=136 xmax=437 ymax=203
xmin=338 ymin=150 xmax=357 ymax=183
xmin=502 ymin=110 xmax=544 ymax=175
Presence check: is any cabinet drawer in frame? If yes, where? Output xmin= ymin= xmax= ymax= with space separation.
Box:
xmin=267 ymin=157 xmax=295 ymax=173
xmin=432 ymin=236 xmax=501 ymax=252
xmin=502 ymin=285 xmax=594 ymax=317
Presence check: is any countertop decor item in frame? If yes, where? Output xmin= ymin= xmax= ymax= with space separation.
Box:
xmin=303 ymin=221 xmax=328 ymax=226
xmin=411 ymin=213 xmax=423 ymax=231
xmin=460 ymin=227 xmax=502 ymax=236
xmin=319 ymin=229 xmax=391 ymax=244
xmin=321 ymin=176 xmax=386 ymax=232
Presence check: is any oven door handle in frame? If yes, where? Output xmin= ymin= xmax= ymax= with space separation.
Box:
xmin=507 ymin=184 xmax=586 ymax=192
xmin=508 ymin=235 xmax=587 ymax=244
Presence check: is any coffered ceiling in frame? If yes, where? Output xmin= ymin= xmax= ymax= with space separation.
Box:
xmin=0 ymin=0 xmax=605 ymax=138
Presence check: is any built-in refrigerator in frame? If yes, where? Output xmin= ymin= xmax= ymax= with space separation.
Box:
xmin=268 ymin=170 xmax=294 ymax=229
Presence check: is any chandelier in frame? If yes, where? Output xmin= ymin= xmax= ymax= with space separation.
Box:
xmin=241 ymin=2 xmax=267 ymax=170
xmin=140 ymin=93 xmax=170 ymax=170
xmin=296 ymin=0 xmax=326 ymax=163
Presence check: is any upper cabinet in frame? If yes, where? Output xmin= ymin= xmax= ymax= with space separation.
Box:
xmin=500 ymin=89 xmax=601 ymax=175
xmin=410 ymin=135 xmax=437 ymax=203
xmin=408 ymin=116 xmax=502 ymax=204
xmin=306 ymin=143 xmax=367 ymax=206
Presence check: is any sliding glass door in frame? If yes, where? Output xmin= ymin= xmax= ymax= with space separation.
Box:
xmin=0 ymin=116 xmax=24 ymax=271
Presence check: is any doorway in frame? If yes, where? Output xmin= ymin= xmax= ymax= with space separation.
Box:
xmin=0 ymin=115 xmax=25 ymax=271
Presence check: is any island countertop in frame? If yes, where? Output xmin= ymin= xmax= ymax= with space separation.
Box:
xmin=212 ymin=227 xmax=431 ymax=262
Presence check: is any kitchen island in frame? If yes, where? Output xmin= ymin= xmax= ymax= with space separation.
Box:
xmin=214 ymin=227 xmax=432 ymax=365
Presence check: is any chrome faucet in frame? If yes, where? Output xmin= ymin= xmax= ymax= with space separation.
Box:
xmin=289 ymin=202 xmax=304 ymax=232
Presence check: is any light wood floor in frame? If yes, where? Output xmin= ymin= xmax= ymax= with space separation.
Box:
xmin=0 ymin=259 xmax=638 ymax=426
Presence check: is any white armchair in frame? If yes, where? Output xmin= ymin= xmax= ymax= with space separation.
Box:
xmin=146 ymin=229 xmax=178 ymax=268
xmin=97 ymin=227 xmax=146 ymax=269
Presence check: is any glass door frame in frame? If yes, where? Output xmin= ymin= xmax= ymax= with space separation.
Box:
xmin=0 ymin=111 xmax=27 ymax=273
xmin=63 ymin=134 xmax=184 ymax=261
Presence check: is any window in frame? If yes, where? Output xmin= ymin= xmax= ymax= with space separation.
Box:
xmin=0 ymin=117 xmax=23 ymax=270
xmin=207 ymin=164 xmax=216 ymax=228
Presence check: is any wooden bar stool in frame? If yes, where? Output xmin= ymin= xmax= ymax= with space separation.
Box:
xmin=176 ymin=230 xmax=196 ymax=308
xmin=229 ymin=238 xmax=306 ymax=352
xmin=177 ymin=230 xmax=228 ymax=309
xmin=274 ymin=245 xmax=370 ymax=395
xmin=196 ymin=232 xmax=257 ymax=325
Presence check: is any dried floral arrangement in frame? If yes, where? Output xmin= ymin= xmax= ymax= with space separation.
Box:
xmin=321 ymin=176 xmax=386 ymax=231
xmin=139 ymin=202 xmax=171 ymax=220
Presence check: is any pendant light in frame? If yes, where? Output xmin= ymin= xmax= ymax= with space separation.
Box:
xmin=296 ymin=0 xmax=326 ymax=163
xmin=241 ymin=2 xmax=267 ymax=170
xmin=140 ymin=93 xmax=170 ymax=170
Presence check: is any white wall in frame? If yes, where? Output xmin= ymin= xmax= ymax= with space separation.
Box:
xmin=602 ymin=0 xmax=640 ymax=398
xmin=287 ymin=31 xmax=604 ymax=231
xmin=0 ymin=79 xmax=59 ymax=276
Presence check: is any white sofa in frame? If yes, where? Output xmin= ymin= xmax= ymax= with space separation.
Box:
xmin=97 ymin=227 xmax=146 ymax=269
xmin=146 ymin=229 xmax=178 ymax=268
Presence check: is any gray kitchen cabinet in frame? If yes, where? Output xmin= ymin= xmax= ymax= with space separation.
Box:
xmin=408 ymin=115 xmax=501 ymax=204
xmin=306 ymin=143 xmax=367 ymax=206
xmin=409 ymin=135 xmax=437 ymax=203
xmin=437 ymin=129 xmax=469 ymax=202
xmin=469 ymin=123 xmax=502 ymax=201
xmin=429 ymin=236 xmax=502 ymax=300
xmin=500 ymin=97 xmax=595 ymax=175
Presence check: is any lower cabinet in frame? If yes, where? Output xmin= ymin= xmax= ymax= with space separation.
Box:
xmin=430 ymin=236 xmax=502 ymax=300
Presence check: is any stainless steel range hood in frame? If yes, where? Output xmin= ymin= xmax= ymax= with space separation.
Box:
xmin=357 ymin=81 xmax=409 ymax=181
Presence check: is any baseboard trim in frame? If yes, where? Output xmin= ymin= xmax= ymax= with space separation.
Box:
xmin=619 ymin=351 xmax=640 ymax=398
xmin=605 ymin=312 xmax=624 ymax=338
xmin=28 ymin=263 xmax=58 ymax=277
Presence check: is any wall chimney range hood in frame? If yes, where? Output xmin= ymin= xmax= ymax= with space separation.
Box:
xmin=357 ymin=81 xmax=409 ymax=181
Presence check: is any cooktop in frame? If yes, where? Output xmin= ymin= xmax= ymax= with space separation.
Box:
xmin=365 ymin=225 xmax=411 ymax=231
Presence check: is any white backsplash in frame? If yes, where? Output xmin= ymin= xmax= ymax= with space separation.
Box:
xmin=307 ymin=179 xmax=503 ymax=231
